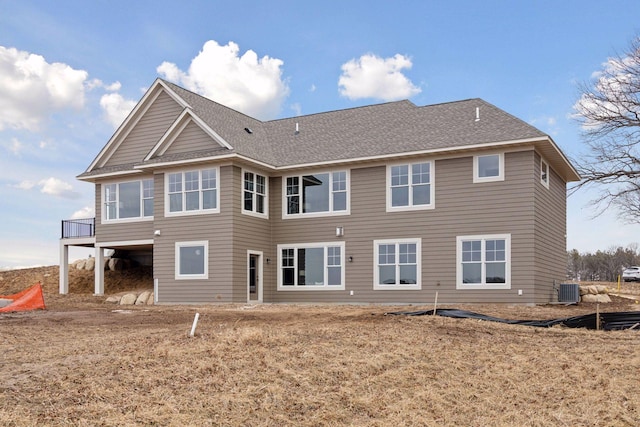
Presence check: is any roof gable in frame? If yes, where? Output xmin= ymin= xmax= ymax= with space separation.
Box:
xmin=80 ymin=79 xmax=579 ymax=182
xmin=143 ymin=109 xmax=232 ymax=162
xmin=85 ymin=79 xmax=190 ymax=172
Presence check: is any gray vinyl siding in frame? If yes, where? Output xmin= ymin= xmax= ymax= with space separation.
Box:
xmin=104 ymin=91 xmax=182 ymax=167
xmin=269 ymin=151 xmax=537 ymax=304
xmin=163 ymin=120 xmax=220 ymax=155
xmin=533 ymin=153 xmax=567 ymax=303
xmin=94 ymin=182 xmax=154 ymax=243
xmin=230 ymin=166 xmax=273 ymax=303
xmin=152 ymin=166 xmax=234 ymax=303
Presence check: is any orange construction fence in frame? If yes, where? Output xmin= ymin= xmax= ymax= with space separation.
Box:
xmin=0 ymin=283 xmax=46 ymax=313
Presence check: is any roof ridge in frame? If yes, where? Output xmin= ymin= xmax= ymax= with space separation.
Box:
xmin=159 ymin=78 xmax=264 ymax=124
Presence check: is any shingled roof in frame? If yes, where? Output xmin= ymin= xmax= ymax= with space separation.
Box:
xmin=80 ymin=79 xmax=578 ymax=181
xmin=162 ymin=80 xmax=548 ymax=168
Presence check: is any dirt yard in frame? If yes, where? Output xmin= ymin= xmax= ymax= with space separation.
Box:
xmin=1 ymin=266 xmax=639 ymax=426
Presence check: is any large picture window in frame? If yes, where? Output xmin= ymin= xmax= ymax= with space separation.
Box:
xmin=284 ymin=171 xmax=349 ymax=217
xmin=277 ymin=242 xmax=345 ymax=290
xmin=243 ymin=170 xmax=268 ymax=217
xmin=387 ymin=162 xmax=433 ymax=211
xmin=456 ymin=234 xmax=511 ymax=289
xmin=175 ymin=241 xmax=208 ymax=280
xmin=374 ymin=239 xmax=421 ymax=290
xmin=166 ymin=168 xmax=219 ymax=215
xmin=103 ymin=179 xmax=154 ymax=221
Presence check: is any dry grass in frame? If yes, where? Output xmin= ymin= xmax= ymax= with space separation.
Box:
xmin=1 ymin=267 xmax=640 ymax=426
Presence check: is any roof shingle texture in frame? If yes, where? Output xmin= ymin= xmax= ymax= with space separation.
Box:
xmin=89 ymin=80 xmax=545 ymax=173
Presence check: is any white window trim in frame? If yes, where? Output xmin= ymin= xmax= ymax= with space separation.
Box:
xmin=373 ymin=238 xmax=422 ymax=290
xmin=164 ymin=167 xmax=220 ymax=217
xmin=175 ymin=241 xmax=209 ymax=280
xmin=473 ymin=153 xmax=504 ymax=183
xmin=540 ymin=158 xmax=550 ymax=189
xmin=101 ymin=179 xmax=154 ymax=223
xmin=386 ymin=161 xmax=435 ymax=212
xmin=241 ymin=169 xmax=269 ymax=219
xmin=282 ymin=170 xmax=350 ymax=219
xmin=456 ymin=234 xmax=511 ymax=290
xmin=277 ymin=242 xmax=346 ymax=290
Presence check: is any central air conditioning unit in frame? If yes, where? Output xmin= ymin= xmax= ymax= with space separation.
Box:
xmin=558 ymin=283 xmax=580 ymax=303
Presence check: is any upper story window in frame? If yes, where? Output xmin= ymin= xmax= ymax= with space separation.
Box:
xmin=387 ymin=161 xmax=434 ymax=211
xmin=540 ymin=158 xmax=549 ymax=188
xmin=284 ymin=170 xmax=349 ymax=217
xmin=243 ymin=170 xmax=268 ymax=217
xmin=473 ymin=153 xmax=504 ymax=183
xmin=103 ymin=179 xmax=153 ymax=222
xmin=166 ymin=168 xmax=219 ymax=216
xmin=456 ymin=234 xmax=511 ymax=289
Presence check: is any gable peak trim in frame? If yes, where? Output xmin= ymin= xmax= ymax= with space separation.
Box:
xmin=86 ymin=79 xmax=191 ymax=172
xmin=143 ymin=108 xmax=233 ymax=162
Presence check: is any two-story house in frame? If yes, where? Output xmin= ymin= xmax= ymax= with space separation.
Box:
xmin=59 ymin=78 xmax=580 ymax=304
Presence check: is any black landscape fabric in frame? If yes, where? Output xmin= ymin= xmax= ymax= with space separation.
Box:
xmin=386 ymin=308 xmax=640 ymax=331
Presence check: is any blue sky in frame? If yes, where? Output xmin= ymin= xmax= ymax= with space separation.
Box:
xmin=1 ymin=0 xmax=639 ymax=268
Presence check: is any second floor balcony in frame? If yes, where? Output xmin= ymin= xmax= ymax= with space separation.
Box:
xmin=61 ymin=218 xmax=95 ymax=239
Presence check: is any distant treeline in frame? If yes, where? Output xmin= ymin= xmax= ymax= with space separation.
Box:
xmin=567 ymin=244 xmax=640 ymax=282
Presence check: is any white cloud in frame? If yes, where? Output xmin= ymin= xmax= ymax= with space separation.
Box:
xmin=105 ymin=81 xmax=122 ymax=92
xmin=71 ymin=206 xmax=94 ymax=219
xmin=0 ymin=137 xmax=24 ymax=157
xmin=290 ymin=103 xmax=302 ymax=116
xmin=38 ymin=177 xmax=81 ymax=199
xmin=338 ymin=53 xmax=421 ymax=101
xmin=14 ymin=180 xmax=36 ymax=190
xmin=0 ymin=46 xmax=88 ymax=131
xmin=99 ymin=92 xmax=137 ymax=128
xmin=529 ymin=115 xmax=559 ymax=135
xmin=157 ymin=40 xmax=290 ymax=120
xmin=573 ymin=53 xmax=640 ymax=129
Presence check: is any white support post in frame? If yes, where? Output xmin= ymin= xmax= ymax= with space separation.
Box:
xmin=59 ymin=242 xmax=69 ymax=294
xmin=94 ymin=246 xmax=105 ymax=296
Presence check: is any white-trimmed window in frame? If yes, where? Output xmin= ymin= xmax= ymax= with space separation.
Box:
xmin=103 ymin=179 xmax=154 ymax=221
xmin=243 ymin=170 xmax=268 ymax=217
xmin=166 ymin=168 xmax=219 ymax=215
xmin=175 ymin=241 xmax=208 ymax=280
xmin=387 ymin=162 xmax=434 ymax=211
xmin=457 ymin=234 xmax=511 ymax=289
xmin=277 ymin=242 xmax=345 ymax=290
xmin=374 ymin=239 xmax=421 ymax=290
xmin=540 ymin=159 xmax=549 ymax=188
xmin=473 ymin=153 xmax=504 ymax=183
xmin=284 ymin=171 xmax=349 ymax=217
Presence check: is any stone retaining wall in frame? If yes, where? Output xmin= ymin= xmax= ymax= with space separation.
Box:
xmin=579 ymin=285 xmax=611 ymax=303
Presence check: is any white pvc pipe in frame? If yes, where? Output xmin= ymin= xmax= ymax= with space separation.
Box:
xmin=189 ymin=312 xmax=200 ymax=337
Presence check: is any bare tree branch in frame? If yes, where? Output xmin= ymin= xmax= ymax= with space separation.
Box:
xmin=572 ymin=36 xmax=640 ymax=223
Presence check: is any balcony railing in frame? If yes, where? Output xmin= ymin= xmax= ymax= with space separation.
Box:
xmin=61 ymin=218 xmax=95 ymax=239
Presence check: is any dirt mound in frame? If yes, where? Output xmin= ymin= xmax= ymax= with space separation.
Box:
xmin=0 ymin=265 xmax=153 ymax=296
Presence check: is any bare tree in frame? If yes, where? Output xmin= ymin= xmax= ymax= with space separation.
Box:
xmin=573 ymin=36 xmax=640 ymax=222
